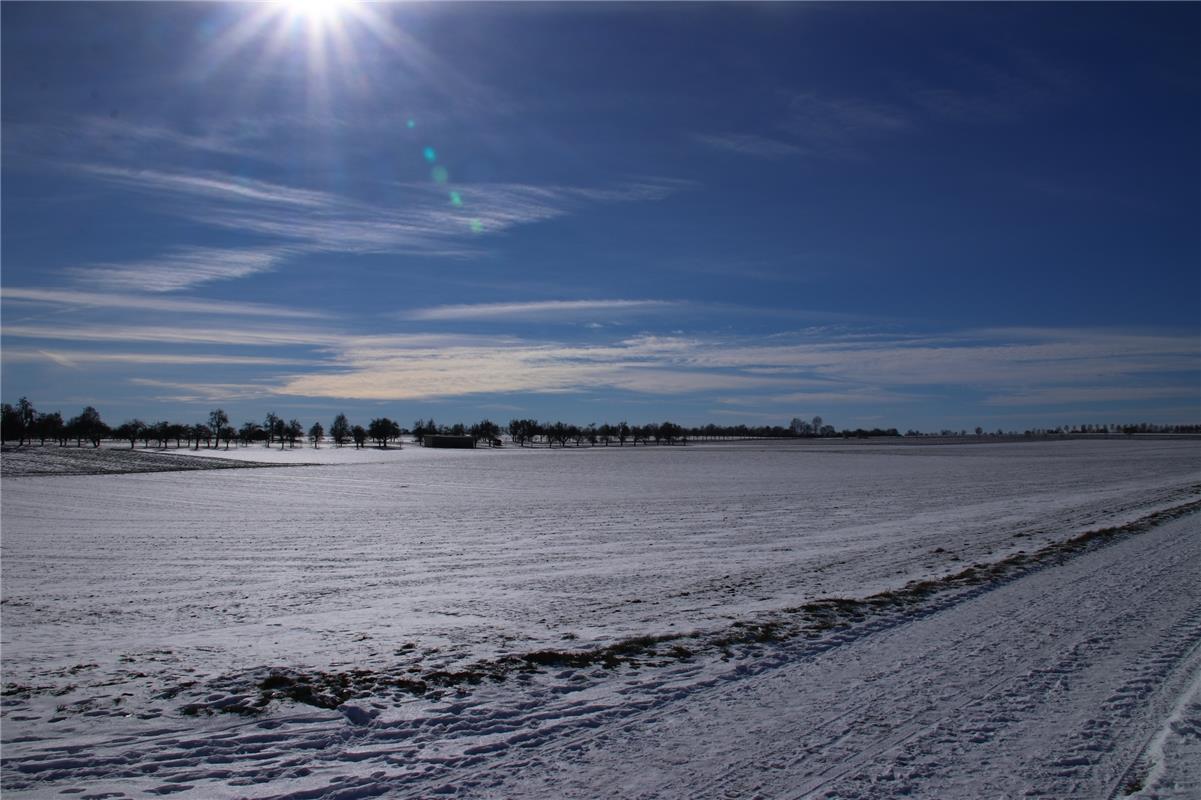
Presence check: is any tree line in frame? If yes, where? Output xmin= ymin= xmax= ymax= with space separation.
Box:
xmin=4 ymin=397 xmax=1197 ymax=450
xmin=0 ymin=399 xmax=407 ymax=451
xmin=0 ymin=400 xmax=802 ymax=451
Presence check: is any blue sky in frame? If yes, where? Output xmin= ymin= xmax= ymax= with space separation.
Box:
xmin=3 ymin=2 xmax=1199 ymax=431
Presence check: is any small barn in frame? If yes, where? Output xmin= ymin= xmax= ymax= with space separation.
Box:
xmin=422 ymin=434 xmax=476 ymax=449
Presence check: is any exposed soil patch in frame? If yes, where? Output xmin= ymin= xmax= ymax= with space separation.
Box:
xmin=1 ymin=446 xmax=312 ymax=477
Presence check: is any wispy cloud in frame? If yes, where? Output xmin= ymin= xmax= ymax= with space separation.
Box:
xmin=695 ymin=93 xmax=913 ymax=162
xmin=404 ymin=299 xmax=681 ymax=322
xmin=66 ymin=246 xmax=293 ymax=292
xmin=781 ymin=93 xmax=913 ymax=159
xmin=128 ymin=378 xmax=278 ymax=403
xmin=70 ymin=163 xmax=692 ymax=272
xmin=268 ymin=327 xmax=1200 ymax=404
xmin=2 ymin=115 xmax=260 ymax=166
xmin=788 ymin=93 xmax=912 ymax=135
xmin=693 ymin=132 xmax=807 ymax=159
xmin=6 ymin=314 xmax=1195 ymax=416
xmin=985 ymin=385 xmax=1200 ymax=406
xmin=189 ymin=178 xmax=692 ymax=254
xmin=628 ymin=329 xmax=1199 ymax=387
xmin=700 ymin=53 xmax=1078 ymax=164
xmin=79 ymin=115 xmax=259 ymax=158
xmin=274 ymin=337 xmax=798 ymax=401
xmin=718 ymin=387 xmax=922 ymax=406
xmin=2 ymin=348 xmax=310 ymax=368
xmin=2 ymin=322 xmax=338 ymax=347
xmin=77 ymin=164 xmax=338 ymax=208
xmin=2 ymin=286 xmax=324 ymax=319
xmin=23 ymin=159 xmax=693 ymax=306
xmin=910 ymin=50 xmax=1081 ymax=124
xmin=562 ymin=178 xmax=697 ymax=203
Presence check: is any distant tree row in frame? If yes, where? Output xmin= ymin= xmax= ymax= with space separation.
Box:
xmin=905 ymin=423 xmax=1201 ymax=437
xmin=0 ymin=400 xmax=406 ymax=451
xmin=4 ymin=398 xmax=1198 ymax=450
xmin=0 ymin=398 xmax=108 ymax=447
xmin=412 ymin=418 xmax=503 ymax=446
xmin=506 ymin=419 xmax=687 ymax=447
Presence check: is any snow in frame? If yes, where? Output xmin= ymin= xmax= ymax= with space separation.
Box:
xmin=2 ymin=438 xmax=1199 ymax=798
xmin=1127 ymin=667 xmax=1201 ymax=800
xmin=470 ymin=511 xmax=1201 ymax=800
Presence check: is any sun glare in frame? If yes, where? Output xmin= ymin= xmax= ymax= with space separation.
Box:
xmin=197 ymin=0 xmax=430 ymax=133
xmin=278 ymin=0 xmax=348 ymax=26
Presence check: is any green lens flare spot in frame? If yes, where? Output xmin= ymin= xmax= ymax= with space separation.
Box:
xmin=469 ymin=218 xmax=484 ymax=234
xmin=406 ymin=119 xmax=416 ymax=129
xmin=449 ymin=191 xmax=462 ymax=207
xmin=432 ymin=165 xmax=449 ymax=184
xmin=423 ymin=146 xmax=436 ymax=163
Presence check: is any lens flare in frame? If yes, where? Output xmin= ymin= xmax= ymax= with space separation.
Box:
xmin=202 ymin=6 xmax=488 ymax=239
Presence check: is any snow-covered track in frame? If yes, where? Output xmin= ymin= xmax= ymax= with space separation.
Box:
xmin=459 ymin=510 xmax=1201 ymax=800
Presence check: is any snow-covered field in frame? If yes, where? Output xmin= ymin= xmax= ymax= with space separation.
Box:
xmin=2 ymin=438 xmax=1199 ymax=798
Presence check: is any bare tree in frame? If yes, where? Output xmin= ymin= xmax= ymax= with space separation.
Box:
xmin=545 ymin=421 xmax=570 ymax=447
xmin=470 ymin=419 xmax=500 ymax=446
xmin=264 ymin=412 xmax=279 ymax=447
xmin=208 ymin=409 xmax=229 ymax=448
xmin=68 ymin=406 xmax=108 ymax=447
xmin=115 ymin=419 xmax=145 ymax=449
xmin=330 ymin=414 xmax=351 ymax=447
xmin=507 ymin=419 xmax=540 ymax=447
xmin=658 ymin=421 xmax=683 ymax=444
xmin=309 ymin=421 xmax=324 ymax=448
xmin=17 ymin=397 xmax=36 ymax=446
xmin=238 ymin=421 xmax=262 ymax=447
xmin=286 ymin=419 xmax=303 ymax=448
xmin=368 ymin=417 xmax=401 ymax=448
xmin=192 ymin=423 xmax=211 ymax=450
xmin=1 ymin=403 xmax=20 ymax=443
xmin=36 ymin=411 xmax=64 ymax=446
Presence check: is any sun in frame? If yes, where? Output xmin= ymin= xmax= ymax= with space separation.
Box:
xmin=197 ymin=1 xmax=420 ymax=114
xmin=277 ymin=0 xmax=349 ymax=27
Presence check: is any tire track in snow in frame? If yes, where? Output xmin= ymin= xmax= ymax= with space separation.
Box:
xmin=797 ymin=523 xmax=1201 ymax=800
xmin=440 ymin=509 xmax=1201 ymax=800
xmin=10 ymin=504 xmax=1196 ymax=799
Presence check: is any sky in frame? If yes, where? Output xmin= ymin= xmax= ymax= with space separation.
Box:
xmin=2 ymin=2 xmax=1199 ymax=432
